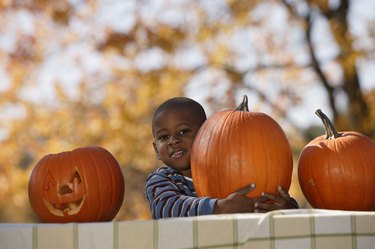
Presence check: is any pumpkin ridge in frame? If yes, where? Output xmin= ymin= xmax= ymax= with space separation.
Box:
xmin=96 ymin=148 xmax=114 ymax=220
xmin=106 ymin=150 xmax=121 ymax=219
xmin=229 ymin=110 xmax=255 ymax=195
xmin=357 ymin=137 xmax=375 ymax=209
xmin=86 ymin=148 xmax=106 ymax=221
xmin=221 ymin=112 xmax=232 ymax=196
xmin=216 ymin=111 xmax=231 ymax=197
xmin=100 ymin=148 xmax=124 ymax=220
xmin=92 ymin=148 xmax=106 ymax=220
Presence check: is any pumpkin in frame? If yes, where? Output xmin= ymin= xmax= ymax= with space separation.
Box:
xmin=28 ymin=146 xmax=125 ymax=223
xmin=191 ymin=95 xmax=293 ymax=198
xmin=298 ymin=109 xmax=375 ymax=211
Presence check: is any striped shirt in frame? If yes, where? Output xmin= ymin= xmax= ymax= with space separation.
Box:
xmin=144 ymin=166 xmax=218 ymax=219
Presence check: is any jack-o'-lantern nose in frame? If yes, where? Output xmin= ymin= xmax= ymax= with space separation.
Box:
xmin=59 ymin=185 xmax=73 ymax=195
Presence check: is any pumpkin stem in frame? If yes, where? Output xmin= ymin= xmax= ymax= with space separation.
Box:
xmin=236 ymin=95 xmax=249 ymax=111
xmin=315 ymin=109 xmax=341 ymax=139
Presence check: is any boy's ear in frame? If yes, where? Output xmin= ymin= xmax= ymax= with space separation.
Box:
xmin=153 ymin=142 xmax=161 ymax=160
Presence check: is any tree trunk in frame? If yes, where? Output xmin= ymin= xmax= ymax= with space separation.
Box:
xmin=324 ymin=0 xmax=371 ymax=135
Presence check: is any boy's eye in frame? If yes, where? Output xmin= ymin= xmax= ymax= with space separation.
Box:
xmin=158 ymin=135 xmax=169 ymax=141
xmin=178 ymin=129 xmax=190 ymax=135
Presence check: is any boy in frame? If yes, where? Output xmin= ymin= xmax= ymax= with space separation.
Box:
xmin=145 ymin=97 xmax=297 ymax=219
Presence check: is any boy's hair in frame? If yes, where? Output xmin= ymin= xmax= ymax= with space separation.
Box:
xmin=152 ymin=97 xmax=207 ymax=133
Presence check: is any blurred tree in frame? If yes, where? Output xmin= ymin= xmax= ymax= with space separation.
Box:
xmin=0 ymin=0 xmax=189 ymax=221
xmin=183 ymin=0 xmax=375 ymax=137
xmin=280 ymin=0 xmax=374 ymax=135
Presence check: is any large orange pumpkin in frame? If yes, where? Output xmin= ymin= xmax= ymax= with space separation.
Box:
xmin=191 ymin=95 xmax=293 ymax=198
xmin=28 ymin=146 xmax=125 ymax=223
xmin=298 ymin=109 xmax=375 ymax=211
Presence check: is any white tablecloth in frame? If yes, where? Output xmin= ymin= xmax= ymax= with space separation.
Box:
xmin=1 ymin=209 xmax=375 ymax=249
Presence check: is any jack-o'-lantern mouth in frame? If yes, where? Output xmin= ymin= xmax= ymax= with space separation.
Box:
xmin=43 ymin=194 xmax=87 ymax=217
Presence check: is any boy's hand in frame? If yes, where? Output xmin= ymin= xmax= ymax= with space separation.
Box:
xmin=254 ymin=185 xmax=297 ymax=212
xmin=214 ymin=184 xmax=269 ymax=214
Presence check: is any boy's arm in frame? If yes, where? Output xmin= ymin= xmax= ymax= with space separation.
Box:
xmin=144 ymin=172 xmax=217 ymax=219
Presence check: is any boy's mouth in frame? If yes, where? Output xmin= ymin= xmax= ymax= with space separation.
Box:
xmin=171 ymin=149 xmax=185 ymax=159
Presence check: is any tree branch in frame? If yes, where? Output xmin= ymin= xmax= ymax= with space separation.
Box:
xmin=280 ymin=0 xmax=338 ymax=122
xmin=304 ymin=13 xmax=338 ymax=121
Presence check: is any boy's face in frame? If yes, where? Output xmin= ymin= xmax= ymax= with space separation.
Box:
xmin=152 ymin=107 xmax=203 ymax=177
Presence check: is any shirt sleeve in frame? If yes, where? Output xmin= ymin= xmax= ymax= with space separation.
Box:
xmin=290 ymin=197 xmax=299 ymax=208
xmin=144 ymin=172 xmax=217 ymax=219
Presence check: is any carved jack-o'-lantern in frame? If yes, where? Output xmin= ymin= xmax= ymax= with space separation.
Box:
xmin=28 ymin=146 xmax=125 ymax=223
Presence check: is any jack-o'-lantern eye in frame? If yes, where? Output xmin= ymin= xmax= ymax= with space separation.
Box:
xmin=70 ymin=170 xmax=82 ymax=184
xmin=58 ymin=169 xmax=82 ymax=195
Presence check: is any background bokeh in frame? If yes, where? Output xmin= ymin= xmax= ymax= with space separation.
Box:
xmin=0 ymin=0 xmax=374 ymax=222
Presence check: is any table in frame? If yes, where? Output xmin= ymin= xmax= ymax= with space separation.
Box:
xmin=1 ymin=209 xmax=375 ymax=249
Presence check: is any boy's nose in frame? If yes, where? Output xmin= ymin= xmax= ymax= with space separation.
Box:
xmin=168 ymin=135 xmax=181 ymax=145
